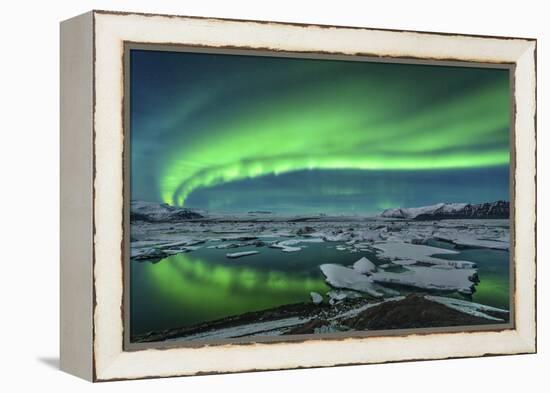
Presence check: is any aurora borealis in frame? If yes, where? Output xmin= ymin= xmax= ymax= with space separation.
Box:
xmin=130 ymin=49 xmax=510 ymax=214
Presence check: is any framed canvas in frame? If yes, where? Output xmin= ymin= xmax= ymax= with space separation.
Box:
xmin=60 ymin=10 xmax=537 ymax=382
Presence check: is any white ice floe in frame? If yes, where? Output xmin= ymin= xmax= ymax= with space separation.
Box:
xmin=356 ymin=230 xmax=385 ymax=243
xmin=426 ymin=296 xmax=508 ymax=321
xmin=352 ymin=257 xmax=378 ymax=274
xmin=226 ymin=251 xmax=259 ymax=258
xmin=212 ymin=243 xmax=242 ymax=249
xmin=320 ymin=264 xmax=383 ymax=298
xmin=322 ymin=233 xmax=349 ymax=242
xmin=163 ymin=246 xmax=202 ymax=254
xmin=434 ymin=233 xmax=509 ymax=250
xmin=310 ymin=292 xmax=323 ymax=304
xmin=131 ymin=247 xmax=166 ymax=260
xmin=372 ymin=241 xmax=477 ymax=269
xmin=271 ymin=238 xmax=324 ymax=252
xmin=371 ymin=265 xmax=477 ymax=295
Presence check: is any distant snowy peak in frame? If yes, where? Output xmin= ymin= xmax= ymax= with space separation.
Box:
xmin=380 ymin=203 xmax=465 ymax=219
xmin=130 ymin=201 xmax=204 ymax=222
xmin=380 ymin=201 xmax=509 ymax=220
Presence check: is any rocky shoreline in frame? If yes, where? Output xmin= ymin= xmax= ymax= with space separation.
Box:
xmin=133 ymin=293 xmax=509 ymax=343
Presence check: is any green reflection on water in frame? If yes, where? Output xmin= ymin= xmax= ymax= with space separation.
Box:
xmin=434 ymin=248 xmax=510 ymax=309
xmin=130 ymin=251 xmax=329 ymax=335
xmin=131 ymin=242 xmax=510 ymax=337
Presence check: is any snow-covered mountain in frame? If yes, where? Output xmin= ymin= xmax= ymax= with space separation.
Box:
xmin=130 ymin=201 xmax=204 ymax=222
xmin=380 ymin=201 xmax=509 ymax=220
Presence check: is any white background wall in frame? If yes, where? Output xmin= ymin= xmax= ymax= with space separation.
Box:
xmin=0 ymin=0 xmax=546 ymax=391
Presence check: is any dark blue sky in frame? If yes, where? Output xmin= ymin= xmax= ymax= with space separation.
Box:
xmin=130 ymin=49 xmax=510 ymax=214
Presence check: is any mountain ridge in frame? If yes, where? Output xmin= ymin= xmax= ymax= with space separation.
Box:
xmin=380 ymin=201 xmax=509 ymax=220
xmin=130 ymin=200 xmax=204 ymax=222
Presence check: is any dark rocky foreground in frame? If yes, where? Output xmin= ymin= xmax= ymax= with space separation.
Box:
xmin=132 ymin=294 xmax=509 ymax=343
xmin=133 ymin=301 xmax=331 ymax=343
xmin=340 ymin=294 xmax=506 ymax=330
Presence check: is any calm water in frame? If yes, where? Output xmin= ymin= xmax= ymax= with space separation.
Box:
xmin=130 ymin=240 xmax=509 ymax=336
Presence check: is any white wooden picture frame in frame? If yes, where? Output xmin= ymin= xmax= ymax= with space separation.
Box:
xmin=60 ymin=10 xmax=536 ymax=381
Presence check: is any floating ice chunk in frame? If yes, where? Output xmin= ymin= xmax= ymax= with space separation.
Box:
xmin=213 ymin=243 xmax=242 ymax=249
xmin=352 ymin=257 xmax=377 ymax=274
xmin=322 ymin=233 xmax=348 ymax=242
xmin=437 ymin=234 xmax=509 ymax=251
xmin=131 ymin=247 xmax=167 ymax=260
xmin=320 ymin=264 xmax=383 ymax=298
xmin=226 ymin=251 xmax=259 ymax=258
xmin=426 ymin=296 xmax=508 ymax=321
xmin=163 ymin=246 xmax=202 ymax=255
xmin=156 ymin=239 xmax=194 ymax=249
xmin=270 ymin=243 xmax=301 ymax=252
xmin=271 ymin=238 xmax=324 ymax=252
xmin=310 ymin=292 xmax=323 ymax=304
xmin=282 ymin=238 xmax=324 ymax=245
xmin=357 ymin=230 xmax=384 ymax=242
xmin=371 ymin=265 xmax=477 ymax=295
xmin=282 ymin=247 xmax=301 ymax=252
xmin=373 ymin=241 xmax=476 ymax=269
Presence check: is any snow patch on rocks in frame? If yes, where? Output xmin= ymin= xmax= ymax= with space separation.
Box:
xmin=426 ymin=295 xmax=508 ymax=321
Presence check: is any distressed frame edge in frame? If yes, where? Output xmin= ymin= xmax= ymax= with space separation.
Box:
xmin=512 ymin=40 xmax=537 ymax=354
xmin=90 ymin=11 xmax=537 ymax=381
xmin=59 ymin=11 xmax=95 ymax=381
xmin=92 ymin=8 xmax=538 ymax=42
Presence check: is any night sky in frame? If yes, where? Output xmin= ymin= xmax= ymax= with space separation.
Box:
xmin=130 ymin=49 xmax=510 ymax=215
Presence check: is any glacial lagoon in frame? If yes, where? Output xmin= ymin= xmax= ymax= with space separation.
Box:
xmin=130 ymin=237 xmax=509 ymax=337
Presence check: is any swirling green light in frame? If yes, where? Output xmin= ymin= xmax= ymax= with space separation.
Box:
xmin=152 ymin=59 xmax=509 ymax=206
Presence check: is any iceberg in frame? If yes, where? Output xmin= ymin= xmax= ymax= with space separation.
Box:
xmin=371 ymin=265 xmax=478 ymax=295
xmin=310 ymin=292 xmax=323 ymax=304
xmin=352 ymin=256 xmax=377 ymax=274
xmin=372 ymin=241 xmax=477 ymax=269
xmin=320 ymin=264 xmax=383 ymax=298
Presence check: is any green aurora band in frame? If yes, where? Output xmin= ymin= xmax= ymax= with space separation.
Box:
xmin=130 ymin=51 xmax=510 ymax=207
